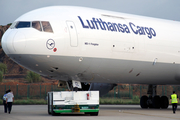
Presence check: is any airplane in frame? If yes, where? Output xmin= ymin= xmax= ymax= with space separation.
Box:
xmin=2 ymin=6 xmax=180 ymax=109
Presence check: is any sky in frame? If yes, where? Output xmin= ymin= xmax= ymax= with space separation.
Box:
xmin=0 ymin=0 xmax=180 ymax=25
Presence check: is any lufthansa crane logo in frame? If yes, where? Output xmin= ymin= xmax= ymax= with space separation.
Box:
xmin=46 ymin=39 xmax=55 ymax=50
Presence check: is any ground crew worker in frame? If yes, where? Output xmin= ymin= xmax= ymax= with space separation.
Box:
xmin=6 ymin=89 xmax=14 ymax=114
xmin=170 ymin=91 xmax=179 ymax=114
xmin=3 ymin=90 xmax=10 ymax=113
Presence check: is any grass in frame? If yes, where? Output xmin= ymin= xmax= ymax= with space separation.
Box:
xmin=100 ymin=98 xmax=140 ymax=104
xmin=0 ymin=97 xmax=140 ymax=105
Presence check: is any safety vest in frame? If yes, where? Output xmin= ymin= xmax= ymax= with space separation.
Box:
xmin=171 ymin=94 xmax=178 ymax=103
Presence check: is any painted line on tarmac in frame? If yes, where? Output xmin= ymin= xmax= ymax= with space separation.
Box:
xmin=119 ymin=110 xmax=179 ymax=120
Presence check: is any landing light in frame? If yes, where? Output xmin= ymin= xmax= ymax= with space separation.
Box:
xmin=79 ymin=57 xmax=83 ymax=62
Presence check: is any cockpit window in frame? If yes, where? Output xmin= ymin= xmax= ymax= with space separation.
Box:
xmin=32 ymin=21 xmax=42 ymax=31
xmin=10 ymin=22 xmax=18 ymax=29
xmin=15 ymin=22 xmax=30 ymax=28
xmin=42 ymin=21 xmax=53 ymax=33
xmin=11 ymin=21 xmax=53 ymax=33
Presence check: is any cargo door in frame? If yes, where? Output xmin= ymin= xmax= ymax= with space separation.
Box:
xmin=66 ymin=21 xmax=78 ymax=47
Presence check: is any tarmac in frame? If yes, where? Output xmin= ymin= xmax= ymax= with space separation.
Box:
xmin=0 ymin=105 xmax=180 ymax=120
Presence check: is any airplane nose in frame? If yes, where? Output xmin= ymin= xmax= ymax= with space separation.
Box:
xmin=13 ymin=31 xmax=26 ymax=52
xmin=2 ymin=29 xmax=26 ymax=55
xmin=2 ymin=29 xmax=16 ymax=55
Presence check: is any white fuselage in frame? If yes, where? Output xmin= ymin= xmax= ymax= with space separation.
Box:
xmin=2 ymin=6 xmax=180 ymax=85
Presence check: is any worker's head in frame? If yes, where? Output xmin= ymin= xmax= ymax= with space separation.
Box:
xmin=173 ymin=91 xmax=176 ymax=94
xmin=6 ymin=89 xmax=10 ymax=93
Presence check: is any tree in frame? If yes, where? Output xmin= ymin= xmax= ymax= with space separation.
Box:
xmin=0 ymin=71 xmax=3 ymax=82
xmin=26 ymin=71 xmax=41 ymax=83
xmin=0 ymin=63 xmax=7 ymax=74
xmin=0 ymin=63 xmax=7 ymax=82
